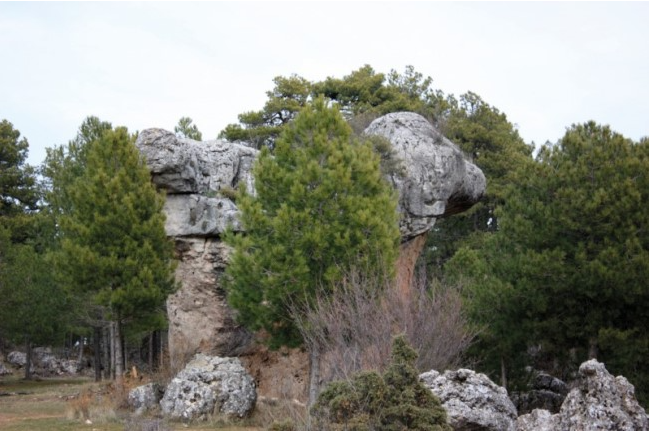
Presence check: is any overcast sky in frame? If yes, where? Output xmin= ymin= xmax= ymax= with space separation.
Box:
xmin=1 ymin=1 xmax=648 ymax=166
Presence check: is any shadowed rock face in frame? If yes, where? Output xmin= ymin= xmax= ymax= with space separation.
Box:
xmin=135 ymin=113 xmax=485 ymax=368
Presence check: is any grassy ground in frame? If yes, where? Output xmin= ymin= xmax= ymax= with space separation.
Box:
xmin=0 ymin=373 xmax=299 ymax=431
xmin=0 ymin=375 xmax=122 ymax=431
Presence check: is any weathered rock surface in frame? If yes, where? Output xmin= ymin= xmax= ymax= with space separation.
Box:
xmin=160 ymin=354 xmax=256 ymax=421
xmin=7 ymin=351 xmax=26 ymax=367
xmin=364 ymin=112 xmax=486 ymax=239
xmin=517 ymin=359 xmax=649 ymax=431
xmin=136 ymin=129 xmax=257 ymax=197
xmin=0 ymin=361 xmax=12 ymax=376
xmin=167 ymin=238 xmax=251 ymax=368
xmin=6 ymin=348 xmax=80 ymax=376
xmin=128 ymin=383 xmax=164 ymax=415
xmin=511 ymin=372 xmax=568 ymax=414
xmin=420 ymin=368 xmax=518 ymax=431
xmin=517 ymin=408 xmax=557 ymax=431
xmin=163 ymin=195 xmax=240 ymax=237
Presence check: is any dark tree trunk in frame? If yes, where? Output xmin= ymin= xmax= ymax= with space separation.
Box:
xmin=148 ymin=332 xmax=154 ymax=372
xmin=110 ymin=322 xmax=116 ymax=380
xmin=114 ymin=320 xmax=124 ymax=388
xmin=93 ymin=327 xmax=102 ymax=382
xmin=102 ymin=326 xmax=111 ymax=380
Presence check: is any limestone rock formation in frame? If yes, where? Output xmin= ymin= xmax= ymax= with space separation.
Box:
xmin=364 ymin=112 xmax=486 ymax=239
xmin=136 ymin=129 xmax=257 ymax=197
xmin=160 ymin=354 xmax=256 ymax=421
xmin=135 ymin=131 xmax=257 ymax=366
xmin=6 ymin=349 xmax=80 ymax=376
xmin=516 ymin=359 xmax=649 ymax=431
xmin=517 ymin=408 xmax=557 ymax=431
xmin=135 ymin=113 xmax=485 ymax=383
xmin=167 ymin=237 xmax=252 ymax=367
xmin=420 ymin=368 xmax=518 ymax=431
xmin=128 ymin=383 xmax=164 ymax=415
xmin=7 ymin=351 xmax=26 ymax=367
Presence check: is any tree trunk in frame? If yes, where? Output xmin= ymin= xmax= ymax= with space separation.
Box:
xmin=114 ymin=320 xmax=124 ymax=388
xmin=24 ymin=339 xmax=32 ymax=380
xmin=159 ymin=330 xmax=165 ymax=369
xmin=93 ymin=327 xmax=102 ymax=382
xmin=77 ymin=335 xmax=84 ymax=364
xmin=500 ymin=356 xmax=508 ymax=389
xmin=308 ymin=347 xmax=322 ymax=408
xmin=102 ymin=326 xmax=110 ymax=380
xmin=109 ymin=323 xmax=116 ymax=380
xmin=148 ymin=332 xmax=154 ymax=372
xmin=122 ymin=329 xmax=127 ymax=374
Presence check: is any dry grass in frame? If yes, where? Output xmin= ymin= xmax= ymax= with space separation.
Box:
xmin=0 ymin=369 xmax=266 ymax=431
xmin=0 ymin=374 xmax=123 ymax=431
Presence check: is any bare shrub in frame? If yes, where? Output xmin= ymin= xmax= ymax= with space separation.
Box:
xmin=292 ymin=268 xmax=477 ymax=386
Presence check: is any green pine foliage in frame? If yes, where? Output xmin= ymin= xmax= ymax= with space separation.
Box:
xmin=311 ymin=335 xmax=450 ymax=431
xmin=0 ymin=239 xmax=68 ymax=350
xmin=0 ymin=119 xmax=39 ymax=243
xmin=174 ymin=116 xmax=203 ymax=141
xmin=424 ymin=92 xmax=535 ymax=273
xmin=447 ymin=122 xmax=649 ymax=404
xmin=57 ymin=126 xmax=176 ymax=326
xmin=224 ymin=97 xmax=400 ymax=348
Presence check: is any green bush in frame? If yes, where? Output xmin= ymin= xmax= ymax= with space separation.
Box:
xmin=311 ymin=335 xmax=450 ymax=430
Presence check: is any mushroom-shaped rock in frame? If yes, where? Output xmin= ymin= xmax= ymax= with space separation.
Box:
xmin=364 ymin=112 xmax=485 ymax=239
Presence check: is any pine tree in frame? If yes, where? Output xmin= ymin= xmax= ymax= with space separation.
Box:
xmin=58 ymin=126 xmax=176 ymax=386
xmin=225 ymin=97 xmax=400 ymax=405
xmin=447 ymin=122 xmax=649 ymax=404
xmin=0 ymin=119 xmax=39 ymax=243
xmin=174 ymin=116 xmax=203 ymax=141
xmin=0 ymin=239 xmax=68 ymax=379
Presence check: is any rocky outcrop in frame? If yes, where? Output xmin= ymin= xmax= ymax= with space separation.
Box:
xmin=7 ymin=351 xmax=26 ymax=367
xmin=135 ymin=113 xmax=485 ymax=389
xmin=135 ymin=131 xmax=256 ymax=365
xmin=420 ymin=368 xmax=518 ymax=431
xmin=160 ymin=354 xmax=256 ymax=421
xmin=517 ymin=408 xmax=557 ymax=431
xmin=167 ymin=237 xmax=251 ymax=368
xmin=0 ymin=361 xmax=11 ymax=376
xmin=511 ymin=372 xmax=568 ymax=414
xmin=128 ymin=383 xmax=164 ymax=415
xmin=364 ymin=112 xmax=485 ymax=240
xmin=6 ymin=349 xmax=79 ymax=376
xmin=517 ymin=359 xmax=649 ymax=431
xmin=136 ymin=129 xmax=257 ymax=198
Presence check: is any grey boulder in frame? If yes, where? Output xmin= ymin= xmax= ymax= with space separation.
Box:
xmin=129 ymin=383 xmax=164 ymax=415
xmin=160 ymin=354 xmax=256 ymax=422
xmin=420 ymin=368 xmax=518 ymax=431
